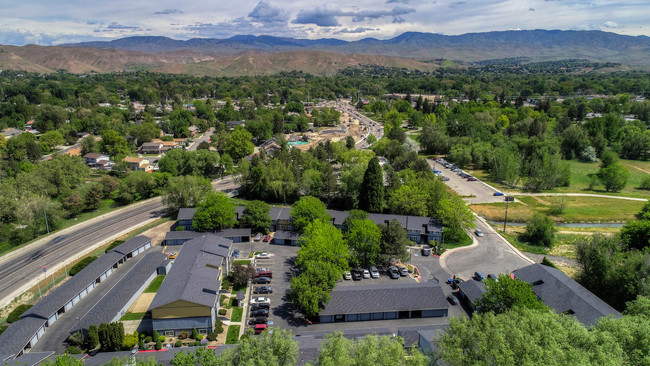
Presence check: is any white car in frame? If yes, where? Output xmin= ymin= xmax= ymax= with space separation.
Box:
xmin=255 ymin=252 xmax=271 ymax=259
xmin=475 ymin=229 xmax=484 ymax=237
xmin=362 ymin=269 xmax=370 ymax=279
xmin=369 ymin=266 xmax=379 ymax=278
xmin=250 ymin=297 xmax=270 ymax=305
xmin=343 ymin=271 xmax=352 ymax=280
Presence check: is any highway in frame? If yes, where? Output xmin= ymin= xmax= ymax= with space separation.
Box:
xmin=0 ymin=175 xmax=238 ymax=308
xmin=332 ymin=101 xmax=384 ymax=149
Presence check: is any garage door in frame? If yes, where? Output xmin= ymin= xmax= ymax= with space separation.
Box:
xmin=48 ymin=313 xmax=57 ymax=326
xmin=64 ymin=301 xmax=73 ymax=312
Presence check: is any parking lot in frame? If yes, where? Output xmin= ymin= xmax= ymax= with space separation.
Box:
xmin=427 ymin=158 xmax=504 ymax=204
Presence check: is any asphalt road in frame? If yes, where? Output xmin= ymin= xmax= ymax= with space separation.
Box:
xmin=331 ymin=102 xmax=384 ymax=150
xmin=186 ymin=128 xmax=214 ymax=151
xmin=427 ymin=159 xmax=504 ymax=204
xmin=0 ymin=175 xmax=238 ymax=308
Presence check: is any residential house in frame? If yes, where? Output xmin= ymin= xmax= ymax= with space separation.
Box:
xmin=457 ymin=280 xmax=486 ymax=312
xmin=124 ymin=157 xmax=150 ymax=172
xmin=226 ymin=120 xmax=245 ymax=130
xmin=139 ymin=142 xmax=163 ymax=155
xmin=83 ymin=153 xmax=110 ymax=165
xmin=1 ymin=128 xmax=23 ymax=139
xmin=149 ymin=235 xmax=232 ymax=337
xmin=513 ymin=264 xmax=621 ymax=326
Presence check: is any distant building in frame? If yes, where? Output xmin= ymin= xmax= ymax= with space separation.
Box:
xmin=149 ymin=235 xmax=232 ymax=337
xmin=225 ymin=120 xmax=245 ymax=130
xmin=514 ymin=264 xmax=621 ymax=326
xmin=123 ymin=157 xmax=151 ymax=172
xmin=83 ymin=153 xmax=110 ymax=165
xmin=139 ymin=142 xmax=163 ymax=155
xmin=1 ymin=127 xmax=23 ymax=139
xmin=457 ymin=280 xmax=486 ymax=312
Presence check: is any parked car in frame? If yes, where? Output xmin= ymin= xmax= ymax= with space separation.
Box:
xmin=253 ymin=277 xmax=271 ymax=284
xmin=262 ymin=235 xmax=271 ymax=242
xmin=475 ymin=271 xmax=486 ymax=281
xmin=233 ymin=249 xmax=240 ymax=258
xmin=369 ymin=266 xmax=379 ymax=278
xmin=343 ymin=271 xmax=352 ymax=280
xmin=252 ymin=324 xmax=267 ymax=334
xmin=493 ymin=191 xmax=505 ymax=196
xmin=421 ymin=247 xmax=431 ymax=256
xmin=441 ymin=176 xmax=450 ymax=181
xmin=250 ymin=297 xmax=270 ymax=305
xmin=448 ymin=295 xmax=460 ymax=305
xmin=474 ymin=229 xmax=484 ymax=237
xmin=168 ymin=252 xmax=178 ymax=259
xmin=249 ymin=309 xmax=269 ymax=317
xmin=255 ymin=252 xmax=271 ymax=259
xmin=250 ymin=303 xmax=270 ymax=311
xmin=352 ymin=269 xmax=363 ymax=281
xmin=248 ymin=317 xmax=268 ymax=325
xmin=255 ymin=270 xmax=272 ymax=278
xmin=362 ymin=269 xmax=371 ymax=279
xmin=398 ymin=266 xmax=409 ymax=277
xmin=487 ymin=274 xmax=498 ymax=281
xmin=254 ymin=233 xmax=263 ymax=241
xmin=388 ymin=266 xmax=400 ymax=279
xmin=254 ymin=286 xmax=273 ymax=294
xmin=451 ymin=278 xmax=464 ymax=289
xmin=467 ymin=177 xmax=478 ymax=181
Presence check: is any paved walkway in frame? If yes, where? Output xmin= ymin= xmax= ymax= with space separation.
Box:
xmin=505 ymin=192 xmax=648 ymax=202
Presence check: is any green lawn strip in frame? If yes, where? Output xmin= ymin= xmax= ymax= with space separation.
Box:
xmin=500 ymin=231 xmax=547 ymax=255
xmin=225 ymin=325 xmax=241 ymax=344
xmin=233 ymin=260 xmax=251 ymax=265
xmin=220 ymin=294 xmax=231 ymax=308
xmin=145 ymin=275 xmax=166 ymax=293
xmin=120 ymin=312 xmax=146 ymax=321
xmin=443 ymin=229 xmax=473 ymax=250
xmin=231 ymin=307 xmax=243 ymax=322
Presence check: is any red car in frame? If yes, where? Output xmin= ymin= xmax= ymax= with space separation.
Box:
xmin=252 ymin=323 xmax=267 ymax=334
xmin=467 ymin=177 xmax=478 ymax=181
xmin=262 ymin=235 xmax=271 ymax=242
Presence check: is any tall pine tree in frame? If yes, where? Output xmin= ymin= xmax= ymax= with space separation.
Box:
xmin=358 ymin=157 xmax=384 ymax=213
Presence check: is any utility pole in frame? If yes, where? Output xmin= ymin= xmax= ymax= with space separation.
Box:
xmin=43 ymin=208 xmax=50 ymax=234
xmin=503 ymin=197 xmax=510 ymax=233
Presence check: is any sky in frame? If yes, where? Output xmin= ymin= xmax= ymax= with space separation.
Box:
xmin=0 ymin=0 xmax=648 ymax=45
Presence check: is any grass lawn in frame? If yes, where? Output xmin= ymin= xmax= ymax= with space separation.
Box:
xmin=231 ymin=307 xmax=243 ymax=322
xmin=120 ymin=312 xmax=146 ymax=321
xmin=220 ymin=295 xmax=229 ymax=308
xmin=472 ymin=159 xmax=650 ymax=199
xmin=471 ymin=195 xmax=644 ymax=223
xmin=233 ymin=260 xmax=251 ymax=265
xmin=443 ymin=229 xmax=473 ymax=250
xmin=225 ymin=325 xmax=240 ymax=344
xmin=231 ymin=283 xmax=248 ymax=295
xmin=497 ymin=224 xmax=608 ymax=259
xmin=144 ymin=275 xmax=165 ymax=293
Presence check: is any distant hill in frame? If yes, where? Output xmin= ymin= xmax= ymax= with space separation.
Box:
xmin=1 ymin=30 xmax=649 ymax=75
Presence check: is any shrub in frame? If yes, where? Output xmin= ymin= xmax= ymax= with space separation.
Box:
xmin=104 ymin=240 xmax=125 ymax=253
xmin=155 ymin=340 xmax=162 ymax=350
xmin=69 ymin=256 xmax=97 ymax=276
xmin=65 ymin=346 xmax=83 ymax=354
xmin=144 ymin=336 xmax=152 ymax=343
xmin=138 ymin=339 xmax=145 ymax=350
xmin=86 ymin=325 xmax=99 ymax=349
xmin=0 ymin=325 xmax=7 ymax=336
xmin=153 ymin=330 xmax=160 ymax=340
xmin=218 ymin=309 xmax=227 ymax=316
xmin=178 ymin=331 xmax=190 ymax=340
xmin=640 ymin=176 xmax=650 ymax=190
xmin=191 ymin=328 xmax=199 ymax=340
xmin=521 ymin=213 xmax=556 ymax=248
xmin=140 ymin=330 xmax=150 ymax=338
xmin=175 ymin=225 xmax=185 ymax=231
xmin=7 ymin=304 xmax=32 ymax=323
xmin=221 ymin=278 xmax=231 ymax=290
xmin=158 ymin=336 xmax=166 ymax=342
xmin=67 ymin=331 xmax=85 ymax=347
xmin=196 ymin=334 xmax=203 ymax=341
xmin=541 ymin=256 xmax=559 ymax=269
xmin=193 ymin=341 xmax=202 ymax=346
xmin=175 ymin=340 xmax=183 ymax=347
xmin=206 ymin=332 xmax=217 ymax=341
xmin=214 ymin=319 xmax=224 ymax=334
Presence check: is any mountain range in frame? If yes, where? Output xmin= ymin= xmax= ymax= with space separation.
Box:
xmin=1 ymin=30 xmax=649 ymax=75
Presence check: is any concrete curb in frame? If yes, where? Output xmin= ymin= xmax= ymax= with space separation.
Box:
xmin=438 ymin=230 xmax=480 ymax=277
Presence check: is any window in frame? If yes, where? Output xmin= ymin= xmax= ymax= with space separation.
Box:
xmin=287 ymin=225 xmax=293 ymax=230
xmin=199 ymin=329 xmax=208 ymax=335
xmin=280 ymin=225 xmax=285 ymax=229
xmin=165 ymin=331 xmax=174 ymax=337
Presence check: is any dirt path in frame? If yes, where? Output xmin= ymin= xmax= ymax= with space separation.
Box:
xmin=623 ymin=163 xmax=650 ymax=175
xmin=506 ymin=192 xmax=647 ymax=202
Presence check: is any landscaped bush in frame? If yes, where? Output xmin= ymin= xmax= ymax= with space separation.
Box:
xmin=206 ymin=332 xmax=217 ymax=341
xmin=191 ymin=328 xmax=199 ymax=340
xmin=218 ymin=309 xmax=227 ymax=316
xmin=144 ymin=336 xmax=152 ymax=343
xmin=155 ymin=340 xmax=162 ymax=350
xmin=69 ymin=256 xmax=97 ymax=276
xmin=65 ymin=346 xmax=83 ymax=354
xmin=640 ymin=176 xmax=650 ymax=190
xmin=158 ymin=336 xmax=166 ymax=342
xmin=0 ymin=325 xmax=7 ymax=336
xmin=196 ymin=334 xmax=203 ymax=341
xmin=214 ymin=319 xmax=224 ymax=334
xmin=221 ymin=278 xmax=231 ymax=290
xmin=175 ymin=340 xmax=183 ymax=347
xmin=7 ymin=304 xmax=32 ymax=323
xmin=178 ymin=331 xmax=190 ymax=339
xmin=175 ymin=226 xmax=185 ymax=231
xmin=192 ymin=341 xmax=202 ymax=347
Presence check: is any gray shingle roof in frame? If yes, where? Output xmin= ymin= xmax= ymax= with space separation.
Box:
xmin=150 ymin=235 xmax=232 ymax=310
xmin=113 ymin=235 xmax=151 ymax=256
xmin=74 ymin=252 xmax=168 ymax=332
xmin=164 ymin=230 xmax=205 ymax=241
xmin=0 ymin=316 xmax=47 ymax=357
xmin=273 ymin=230 xmax=301 ymax=240
xmin=2 ymin=351 xmax=54 ymax=365
xmin=270 ymin=207 xmax=291 ymax=221
xmin=177 ymin=208 xmax=196 ymax=221
xmin=215 ymin=228 xmax=251 ymax=237
xmin=514 ymin=264 xmax=621 ymax=326
xmin=326 ymin=210 xmax=349 ymax=226
xmin=319 ymin=282 xmax=448 ymax=316
xmin=457 ymin=280 xmax=486 ymax=303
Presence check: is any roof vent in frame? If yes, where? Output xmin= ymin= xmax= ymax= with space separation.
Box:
xmin=532 ymin=280 xmax=544 ymax=286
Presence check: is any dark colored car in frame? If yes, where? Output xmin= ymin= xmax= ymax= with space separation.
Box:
xmin=249 ymin=309 xmax=269 ymax=317
xmin=467 ymin=177 xmax=478 ymax=181
xmin=255 ymin=270 xmax=272 ymax=278
xmin=451 ymin=278 xmax=464 ymax=289
xmin=448 ymin=295 xmax=460 ymax=305
xmin=254 ymin=286 xmax=273 ymax=294
xmin=248 ymin=317 xmax=269 ymax=325
xmin=253 ymin=276 xmax=271 ymax=284
xmin=351 ymin=269 xmax=363 ymax=281
xmin=398 ymin=266 xmax=409 ymax=277
xmin=388 ymin=266 xmax=400 ymax=279
xmin=233 ymin=249 xmax=240 ymax=258
xmin=487 ymin=274 xmax=498 ymax=281
xmin=475 ymin=271 xmax=486 ymax=281
xmin=250 ymin=303 xmax=270 ymax=311
xmin=421 ymin=246 xmax=431 ymax=256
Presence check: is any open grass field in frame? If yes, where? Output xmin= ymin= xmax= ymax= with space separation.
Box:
xmin=144 ymin=275 xmax=165 ymax=293
xmin=471 ymin=195 xmax=644 ymax=223
xmin=472 ymin=159 xmax=650 ymax=199
xmin=499 ymin=225 xmax=600 ymax=259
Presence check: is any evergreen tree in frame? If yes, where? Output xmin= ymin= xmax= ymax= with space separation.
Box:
xmin=358 ymin=157 xmax=384 ymax=213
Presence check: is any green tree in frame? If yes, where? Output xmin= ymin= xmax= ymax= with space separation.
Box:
xmin=476 ymin=275 xmax=549 ymax=314
xmin=40 ymin=130 xmax=65 ymax=150
xmin=521 ymin=213 xmax=556 ymax=248
xmin=598 ymin=163 xmax=629 ymax=192
xmin=345 ymin=135 xmax=355 ymax=149
xmin=226 ymin=126 xmax=254 ymax=161
xmin=380 ymin=219 xmax=411 ymax=263
xmin=437 ymin=307 xmax=622 ymax=366
xmin=290 ymin=196 xmax=331 ymax=233
xmin=231 ymin=263 xmax=255 ymax=288
xmin=436 ymin=196 xmax=475 ymax=238
xmin=389 ymin=185 xmax=428 ymax=216
xmin=296 ymin=220 xmax=349 ymax=272
xmin=87 ymin=325 xmax=99 ymax=349
xmin=80 ymin=135 xmax=96 ymax=156
xmin=101 ymin=130 xmax=130 ymax=158
xmin=619 ymin=220 xmax=650 ymax=251
xmin=42 ymin=354 xmax=85 ymax=366
xmin=168 ymin=109 xmax=192 ymax=137
xmin=161 ymin=175 xmax=212 ymax=214
xmin=600 ymin=150 xmax=619 ymax=168
xmin=240 ymin=200 xmax=271 ymax=234
xmin=347 ymin=219 xmax=382 ymax=267
xmin=130 ymin=122 xmax=160 ymax=145
xmin=193 ymin=192 xmax=237 ymax=232
xmin=358 ymin=157 xmax=384 ymax=213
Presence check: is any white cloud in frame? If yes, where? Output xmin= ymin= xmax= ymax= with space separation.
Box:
xmin=602 ymin=21 xmax=622 ymax=28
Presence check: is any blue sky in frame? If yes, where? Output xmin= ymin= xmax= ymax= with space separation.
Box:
xmin=0 ymin=0 xmax=648 ymax=45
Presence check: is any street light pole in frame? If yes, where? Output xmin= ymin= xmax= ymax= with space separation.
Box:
xmin=503 ymin=198 xmax=509 ymax=233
